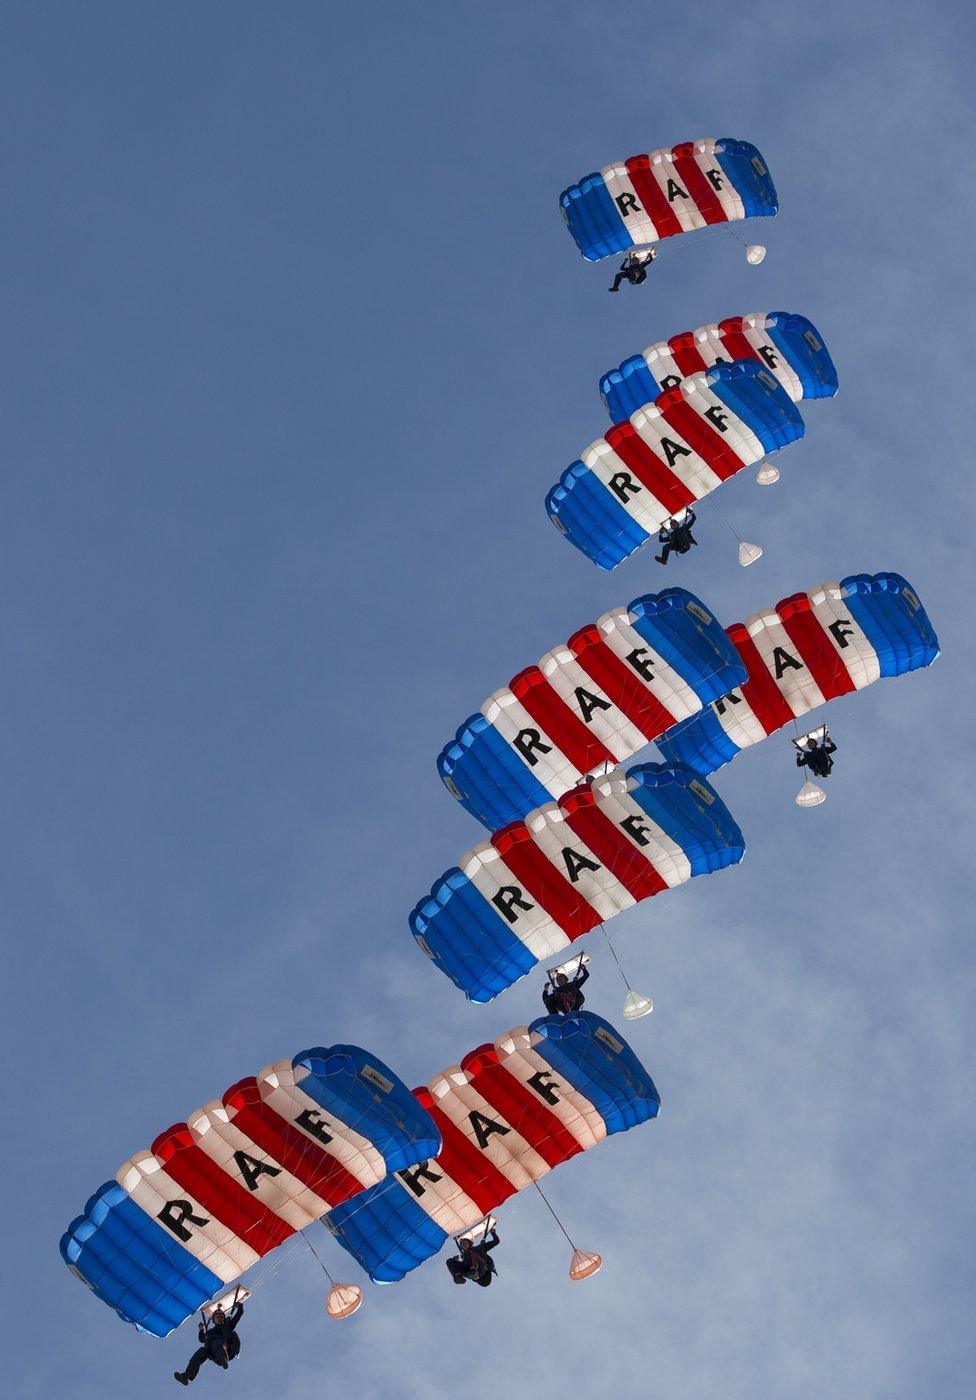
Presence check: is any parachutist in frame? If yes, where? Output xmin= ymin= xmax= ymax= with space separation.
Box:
xmin=174 ymin=1300 xmax=244 ymax=1385
xmin=447 ymin=1227 xmax=500 ymax=1287
xmin=609 ymin=249 xmax=656 ymax=291
xmin=655 ymin=509 xmax=697 ymax=565
xmin=543 ymin=962 xmax=589 ymax=1016
xmin=793 ymin=731 xmax=837 ymax=779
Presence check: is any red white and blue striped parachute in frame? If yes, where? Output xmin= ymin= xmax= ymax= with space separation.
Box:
xmin=438 ymin=587 xmax=746 ymax=832
xmin=60 ymin=1045 xmax=440 ymax=1336
xmin=413 ymin=764 xmax=744 ymax=1003
xmin=559 ymin=138 xmax=777 ymax=262
xmin=658 ymin=573 xmax=940 ymax=774
xmin=546 ymin=360 xmax=805 ymax=571
xmin=326 ymin=1011 xmax=660 ymax=1282
xmin=600 ymin=312 xmax=838 ymax=423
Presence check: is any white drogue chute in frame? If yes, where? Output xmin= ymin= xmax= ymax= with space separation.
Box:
xmin=326 ymin=1284 xmax=363 ymax=1320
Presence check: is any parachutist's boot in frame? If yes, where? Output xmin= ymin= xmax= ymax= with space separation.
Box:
xmin=174 ymin=1374 xmax=189 ymax=1386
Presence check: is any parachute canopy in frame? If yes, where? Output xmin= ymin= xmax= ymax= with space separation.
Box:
xmin=658 ymin=573 xmax=940 ymax=774
xmin=438 ymin=587 xmax=746 ymax=831
xmin=547 ymin=360 xmax=804 ymax=570
xmin=560 ymin=137 xmax=777 ymax=263
xmin=60 ymin=1045 xmax=440 ymax=1337
xmin=413 ymin=764 xmax=744 ymax=1003
xmin=600 ymin=312 xmax=837 ymax=423
xmin=326 ymin=1011 xmax=660 ymax=1282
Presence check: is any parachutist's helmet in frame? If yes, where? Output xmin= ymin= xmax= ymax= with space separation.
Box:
xmin=556 ymin=973 xmax=567 ymax=985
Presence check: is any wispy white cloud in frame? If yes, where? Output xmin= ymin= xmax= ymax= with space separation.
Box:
xmin=6 ymin=2 xmax=974 ymax=1398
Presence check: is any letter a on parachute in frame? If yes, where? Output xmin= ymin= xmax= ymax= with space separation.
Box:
xmin=559 ymin=137 xmax=778 ymax=262
xmin=657 ymin=573 xmax=940 ymax=773
xmin=60 ymin=1044 xmax=440 ymax=1336
xmin=412 ymin=763 xmax=744 ymax=1002
xmin=326 ymin=1011 xmax=660 ymax=1282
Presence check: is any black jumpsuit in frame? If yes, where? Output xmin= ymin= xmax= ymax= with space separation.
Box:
xmin=609 ymin=251 xmax=655 ymax=291
xmin=656 ymin=509 xmax=697 ymax=565
xmin=796 ymin=736 xmax=836 ymax=779
xmin=447 ymin=1229 xmax=500 ymax=1286
xmin=179 ymin=1303 xmax=243 ymax=1382
xmin=543 ymin=966 xmax=590 ymax=1015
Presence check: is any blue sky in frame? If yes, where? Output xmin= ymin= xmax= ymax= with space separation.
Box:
xmin=2 ymin=3 xmax=973 ymax=1396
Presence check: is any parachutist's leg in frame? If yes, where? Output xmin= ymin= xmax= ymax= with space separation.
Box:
xmin=609 ymin=271 xmax=627 ymax=292
xmin=182 ymin=1347 xmax=210 ymax=1382
xmin=655 ymin=543 xmax=671 ymax=565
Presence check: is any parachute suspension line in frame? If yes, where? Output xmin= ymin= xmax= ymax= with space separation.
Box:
xmin=300 ymin=1227 xmax=335 ymax=1286
xmin=724 ymin=224 xmax=768 ymax=265
xmin=532 ymin=1181 xmax=604 ymax=1283
xmin=791 ymin=718 xmax=835 ymax=810
xmin=600 ymin=924 xmax=654 ymax=1020
xmin=705 ymin=493 xmax=742 ymax=544
xmin=822 ymin=686 xmax=883 ymax=734
xmin=532 ymin=1180 xmax=576 ymax=1248
xmin=651 ymin=222 xmax=738 ymax=262
xmin=301 ymin=1228 xmax=365 ymax=1321
xmin=705 ymin=493 xmax=763 ymax=567
xmin=602 ymin=924 xmax=632 ymax=991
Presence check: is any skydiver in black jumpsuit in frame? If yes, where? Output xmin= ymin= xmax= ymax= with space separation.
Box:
xmin=609 ymin=248 xmax=657 ymax=291
xmin=655 ymin=508 xmax=697 ymax=565
xmin=174 ymin=1299 xmax=244 ymax=1385
xmin=447 ymin=1228 xmax=501 ymax=1287
xmin=542 ymin=962 xmax=590 ymax=1016
xmin=794 ymin=732 xmax=837 ymax=780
